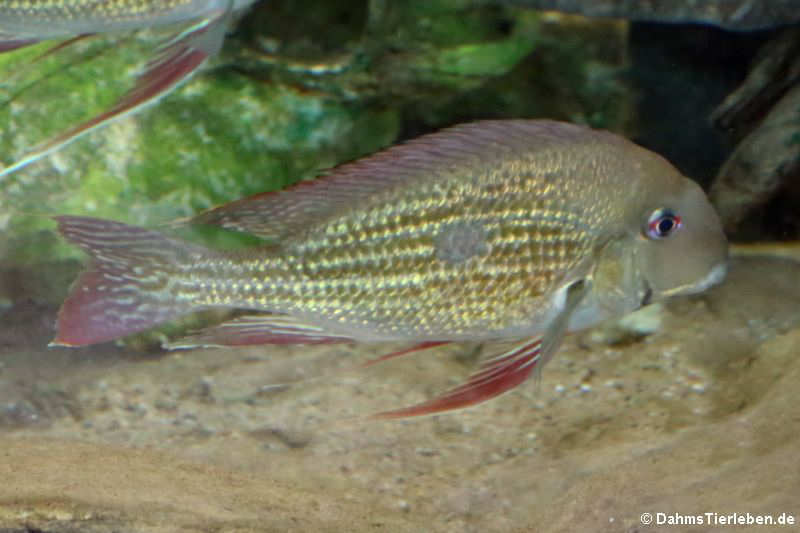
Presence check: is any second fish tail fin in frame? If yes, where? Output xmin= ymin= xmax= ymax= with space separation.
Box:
xmin=52 ymin=215 xmax=209 ymax=347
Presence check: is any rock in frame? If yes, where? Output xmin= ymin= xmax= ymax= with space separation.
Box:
xmin=708 ymin=28 xmax=800 ymax=233
xmin=710 ymin=83 xmax=800 ymax=232
xmin=235 ymin=1 xmax=541 ymax=101
xmin=493 ymin=0 xmax=800 ymax=30
xmin=235 ymin=1 xmax=632 ymax=131
xmin=710 ymin=29 xmax=800 ymax=135
xmin=588 ymin=303 xmax=665 ymax=346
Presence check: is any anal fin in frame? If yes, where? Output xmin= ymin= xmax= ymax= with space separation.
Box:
xmin=165 ymin=314 xmax=354 ymax=349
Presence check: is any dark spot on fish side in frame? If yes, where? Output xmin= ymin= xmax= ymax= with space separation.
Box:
xmin=434 ymin=222 xmax=489 ymax=264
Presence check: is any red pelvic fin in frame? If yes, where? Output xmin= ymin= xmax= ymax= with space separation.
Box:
xmin=362 ymin=341 xmax=451 ymax=367
xmin=374 ymin=337 xmax=542 ymax=419
xmin=165 ymin=314 xmax=354 ymax=349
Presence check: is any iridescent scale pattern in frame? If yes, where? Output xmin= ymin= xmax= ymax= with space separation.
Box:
xmin=179 ymin=123 xmax=628 ymax=341
xmin=0 ymin=0 xmax=194 ymax=23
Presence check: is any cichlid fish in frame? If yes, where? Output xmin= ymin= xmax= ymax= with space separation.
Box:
xmin=0 ymin=0 xmax=256 ymax=179
xmin=51 ymin=120 xmax=729 ymax=417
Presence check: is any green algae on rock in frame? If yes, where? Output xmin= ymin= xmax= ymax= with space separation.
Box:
xmin=233 ymin=3 xmax=631 ymax=132
xmin=492 ymin=0 xmax=800 ymax=30
xmin=233 ymin=1 xmax=542 ymax=101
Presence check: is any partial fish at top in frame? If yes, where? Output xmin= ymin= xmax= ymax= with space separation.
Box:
xmin=49 ymin=120 xmax=729 ymax=418
xmin=0 ymin=0 xmax=257 ymax=180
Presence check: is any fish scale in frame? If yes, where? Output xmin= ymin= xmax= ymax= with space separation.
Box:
xmin=182 ymin=186 xmax=592 ymax=339
xmin=0 ymin=0 xmax=194 ymax=24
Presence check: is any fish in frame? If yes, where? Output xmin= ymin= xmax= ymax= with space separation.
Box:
xmin=0 ymin=0 xmax=256 ymax=180
xmin=50 ymin=119 xmax=729 ymax=417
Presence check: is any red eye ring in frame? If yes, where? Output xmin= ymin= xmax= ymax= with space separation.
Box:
xmin=647 ymin=209 xmax=682 ymax=239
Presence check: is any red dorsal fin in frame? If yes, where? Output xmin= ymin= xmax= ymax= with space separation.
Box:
xmin=185 ymin=120 xmax=596 ymax=239
xmin=373 ymin=337 xmax=542 ymax=418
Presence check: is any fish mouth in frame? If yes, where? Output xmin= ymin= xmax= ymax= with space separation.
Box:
xmin=660 ymin=261 xmax=729 ymax=298
xmin=696 ymin=261 xmax=728 ymax=292
xmin=683 ymin=261 xmax=728 ymax=295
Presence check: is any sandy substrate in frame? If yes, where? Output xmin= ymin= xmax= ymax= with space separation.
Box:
xmin=0 ymin=252 xmax=799 ymax=532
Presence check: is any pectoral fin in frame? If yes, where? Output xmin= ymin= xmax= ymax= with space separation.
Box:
xmin=374 ymin=279 xmax=591 ymax=418
xmin=537 ymin=278 xmax=590 ymax=368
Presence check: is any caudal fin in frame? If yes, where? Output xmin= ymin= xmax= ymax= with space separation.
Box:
xmin=52 ymin=216 xmax=207 ymax=346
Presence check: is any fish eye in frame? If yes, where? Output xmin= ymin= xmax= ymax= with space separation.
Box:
xmin=646 ymin=208 xmax=682 ymax=239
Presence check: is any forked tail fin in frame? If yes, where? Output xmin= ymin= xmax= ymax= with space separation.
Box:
xmin=52 ymin=216 xmax=208 ymax=346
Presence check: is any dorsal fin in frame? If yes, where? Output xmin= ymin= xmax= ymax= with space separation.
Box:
xmin=185 ymin=120 xmax=598 ymax=240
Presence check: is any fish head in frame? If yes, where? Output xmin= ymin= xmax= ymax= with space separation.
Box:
xmin=631 ymin=175 xmax=729 ymax=302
